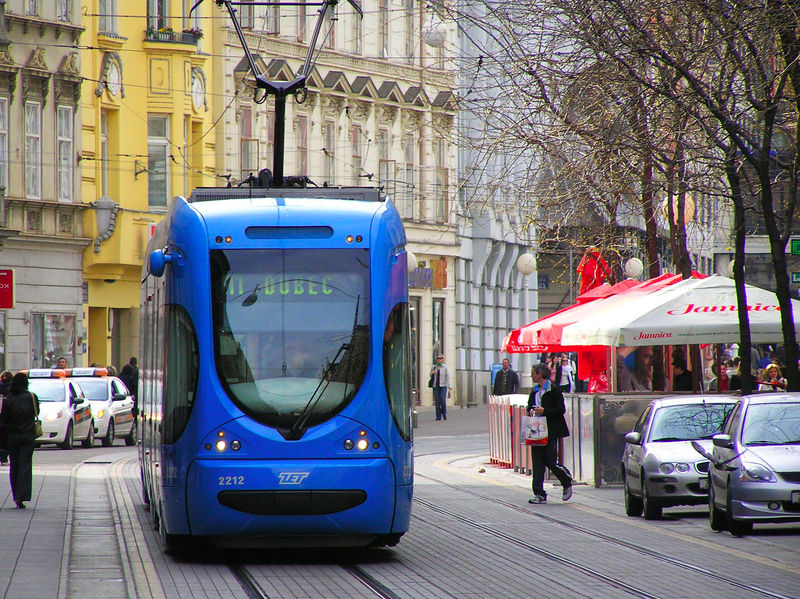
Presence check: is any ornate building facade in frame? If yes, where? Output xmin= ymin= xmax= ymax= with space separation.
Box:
xmin=0 ymin=0 xmax=87 ymax=369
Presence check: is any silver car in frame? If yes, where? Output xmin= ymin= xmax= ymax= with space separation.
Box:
xmin=708 ymin=393 xmax=800 ymax=535
xmin=622 ymin=395 xmax=737 ymax=520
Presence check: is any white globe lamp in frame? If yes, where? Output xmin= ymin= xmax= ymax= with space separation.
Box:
xmin=624 ymin=257 xmax=644 ymax=279
xmin=406 ymin=250 xmax=418 ymax=273
xmin=422 ymin=18 xmax=447 ymax=48
xmin=516 ymin=253 xmax=536 ymax=275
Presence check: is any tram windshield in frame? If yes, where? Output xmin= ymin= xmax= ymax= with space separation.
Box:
xmin=210 ymin=248 xmax=370 ymax=434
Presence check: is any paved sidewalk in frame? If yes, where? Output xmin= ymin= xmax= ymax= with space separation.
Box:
xmin=0 ymin=404 xmax=492 ymax=599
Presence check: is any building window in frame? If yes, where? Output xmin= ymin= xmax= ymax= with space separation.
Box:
xmin=265 ymin=4 xmax=280 ymax=34
xmin=147 ymin=0 xmax=167 ymax=30
xmin=403 ymin=133 xmax=416 ymax=219
xmin=405 ymin=0 xmax=415 ymax=64
xmin=240 ymin=106 xmax=259 ymax=182
xmin=57 ymin=0 xmax=70 ymax=21
xmin=352 ymin=11 xmax=362 ymax=54
xmin=435 ymin=139 xmax=449 ymax=222
xmin=323 ymin=121 xmax=336 ymax=184
xmin=296 ymin=116 xmax=307 ymax=176
xmin=0 ymin=98 xmax=7 ymax=192
xmin=100 ymin=110 xmax=109 ymax=197
xmin=378 ymin=129 xmax=394 ymax=197
xmin=265 ymin=110 xmax=275 ymax=168
xmin=432 ymin=298 xmax=445 ymax=364
xmin=324 ymin=7 xmax=335 ymax=49
xmin=378 ymin=0 xmax=388 ymax=58
xmin=24 ymin=101 xmax=42 ymax=200
xmin=32 ymin=313 xmax=75 ymax=368
xmin=351 ymin=125 xmax=361 ymax=185
xmin=25 ymin=0 xmax=38 ymax=16
xmin=239 ymin=0 xmax=254 ymax=29
xmin=99 ymin=0 xmax=118 ymax=33
xmin=296 ymin=0 xmax=306 ymax=42
xmin=147 ymin=114 xmax=170 ymax=208
xmin=57 ymin=106 xmax=74 ymax=202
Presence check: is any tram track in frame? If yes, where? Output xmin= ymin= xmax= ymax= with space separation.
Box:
xmin=415 ymin=471 xmax=796 ymax=599
xmin=232 ymin=563 xmax=404 ymax=599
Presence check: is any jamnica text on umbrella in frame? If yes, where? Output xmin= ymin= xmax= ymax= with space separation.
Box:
xmin=667 ymin=303 xmax=780 ymax=315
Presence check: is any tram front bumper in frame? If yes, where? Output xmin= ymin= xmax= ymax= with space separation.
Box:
xmin=186 ymin=458 xmax=398 ymax=536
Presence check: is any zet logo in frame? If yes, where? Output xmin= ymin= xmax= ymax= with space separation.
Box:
xmin=277 ymin=472 xmax=309 ymax=485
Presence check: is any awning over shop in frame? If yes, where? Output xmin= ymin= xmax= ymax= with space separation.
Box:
xmin=501 ymin=273 xmax=697 ymax=353
xmin=560 ymin=274 xmax=800 ymax=347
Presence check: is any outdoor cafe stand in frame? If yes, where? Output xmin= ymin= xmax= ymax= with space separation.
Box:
xmin=491 ymin=274 xmax=800 ymax=486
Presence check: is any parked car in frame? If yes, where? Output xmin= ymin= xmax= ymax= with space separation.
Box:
xmin=65 ymin=368 xmax=136 ymax=447
xmin=622 ymin=395 xmax=737 ymax=520
xmin=708 ymin=393 xmax=800 ymax=535
xmin=25 ymin=369 xmax=95 ymax=449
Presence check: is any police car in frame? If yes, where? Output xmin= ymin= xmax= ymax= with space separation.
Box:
xmin=65 ymin=368 xmax=136 ymax=447
xmin=25 ymin=369 xmax=95 ymax=449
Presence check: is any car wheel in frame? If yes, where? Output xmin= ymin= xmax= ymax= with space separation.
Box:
xmin=124 ymin=423 xmax=137 ymax=447
xmin=81 ymin=421 xmax=95 ymax=448
xmin=59 ymin=423 xmax=74 ymax=450
xmin=102 ymin=421 xmax=115 ymax=447
xmin=708 ymin=481 xmax=726 ymax=531
xmin=623 ymin=472 xmax=643 ymax=517
xmin=726 ymin=480 xmax=754 ymax=536
xmin=642 ymin=472 xmax=662 ymax=520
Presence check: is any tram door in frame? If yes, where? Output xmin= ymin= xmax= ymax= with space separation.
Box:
xmin=409 ymin=298 xmax=420 ymax=406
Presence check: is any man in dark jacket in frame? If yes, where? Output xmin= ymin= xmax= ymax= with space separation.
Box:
xmin=526 ymin=363 xmax=573 ymax=504
xmin=493 ymin=359 xmax=520 ymax=395
xmin=672 ymin=356 xmax=693 ymax=392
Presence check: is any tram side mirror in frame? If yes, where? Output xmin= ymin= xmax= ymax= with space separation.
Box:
xmin=149 ymin=248 xmax=183 ymax=277
xmin=149 ymin=249 xmax=167 ymax=277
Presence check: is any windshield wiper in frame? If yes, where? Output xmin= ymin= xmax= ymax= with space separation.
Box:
xmin=652 ymin=436 xmax=690 ymax=442
xmin=285 ymin=342 xmax=349 ymax=441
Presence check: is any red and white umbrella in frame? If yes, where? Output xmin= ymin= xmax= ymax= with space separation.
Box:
xmin=560 ymin=275 xmax=800 ymax=347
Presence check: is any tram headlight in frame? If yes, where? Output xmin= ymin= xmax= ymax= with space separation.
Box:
xmin=215 ymin=439 xmax=227 ymax=452
xmin=231 ymin=440 xmax=241 ymax=451
xmin=356 ymin=439 xmax=369 ymax=451
xmin=344 ymin=439 xmax=355 ymax=450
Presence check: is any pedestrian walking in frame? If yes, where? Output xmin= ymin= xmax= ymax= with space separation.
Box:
xmin=526 ymin=363 xmax=573 ymax=504
xmin=127 ymin=357 xmax=139 ymax=399
xmin=0 ymin=372 xmax=39 ymax=508
xmin=492 ymin=358 xmax=520 ymax=395
xmin=429 ymin=354 xmax=452 ymax=421
xmin=0 ymin=370 xmax=12 ymax=466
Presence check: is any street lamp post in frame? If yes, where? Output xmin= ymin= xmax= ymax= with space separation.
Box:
xmin=516 ymin=253 xmax=536 ymax=388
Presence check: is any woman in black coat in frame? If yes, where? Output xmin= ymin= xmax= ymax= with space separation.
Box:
xmin=526 ymin=363 xmax=573 ymax=504
xmin=0 ymin=372 xmax=39 ymax=508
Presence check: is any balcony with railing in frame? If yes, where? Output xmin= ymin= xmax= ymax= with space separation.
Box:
xmin=144 ymin=27 xmax=202 ymax=45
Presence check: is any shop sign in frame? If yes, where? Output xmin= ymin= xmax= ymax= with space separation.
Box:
xmin=0 ymin=269 xmax=13 ymax=309
xmin=409 ymin=267 xmax=433 ymax=288
xmin=409 ymin=258 xmax=448 ymax=289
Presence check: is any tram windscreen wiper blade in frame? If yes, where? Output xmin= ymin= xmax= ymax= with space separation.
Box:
xmin=286 ymin=342 xmax=348 ymax=440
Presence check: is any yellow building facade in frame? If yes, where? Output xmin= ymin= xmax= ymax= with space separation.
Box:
xmin=80 ymin=1 xmax=216 ymax=368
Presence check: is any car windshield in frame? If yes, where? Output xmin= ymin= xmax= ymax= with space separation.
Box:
xmin=649 ymin=403 xmax=735 ymax=442
xmin=210 ymin=248 xmax=370 ymax=432
xmin=28 ymin=380 xmax=66 ymax=402
xmin=72 ymin=379 xmax=108 ymax=401
xmin=742 ymin=402 xmax=800 ymax=446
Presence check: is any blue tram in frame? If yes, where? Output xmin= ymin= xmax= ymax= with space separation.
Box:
xmin=139 ymin=186 xmax=413 ymax=548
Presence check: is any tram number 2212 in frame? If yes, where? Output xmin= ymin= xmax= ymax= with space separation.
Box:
xmin=218 ymin=476 xmax=245 ymax=486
